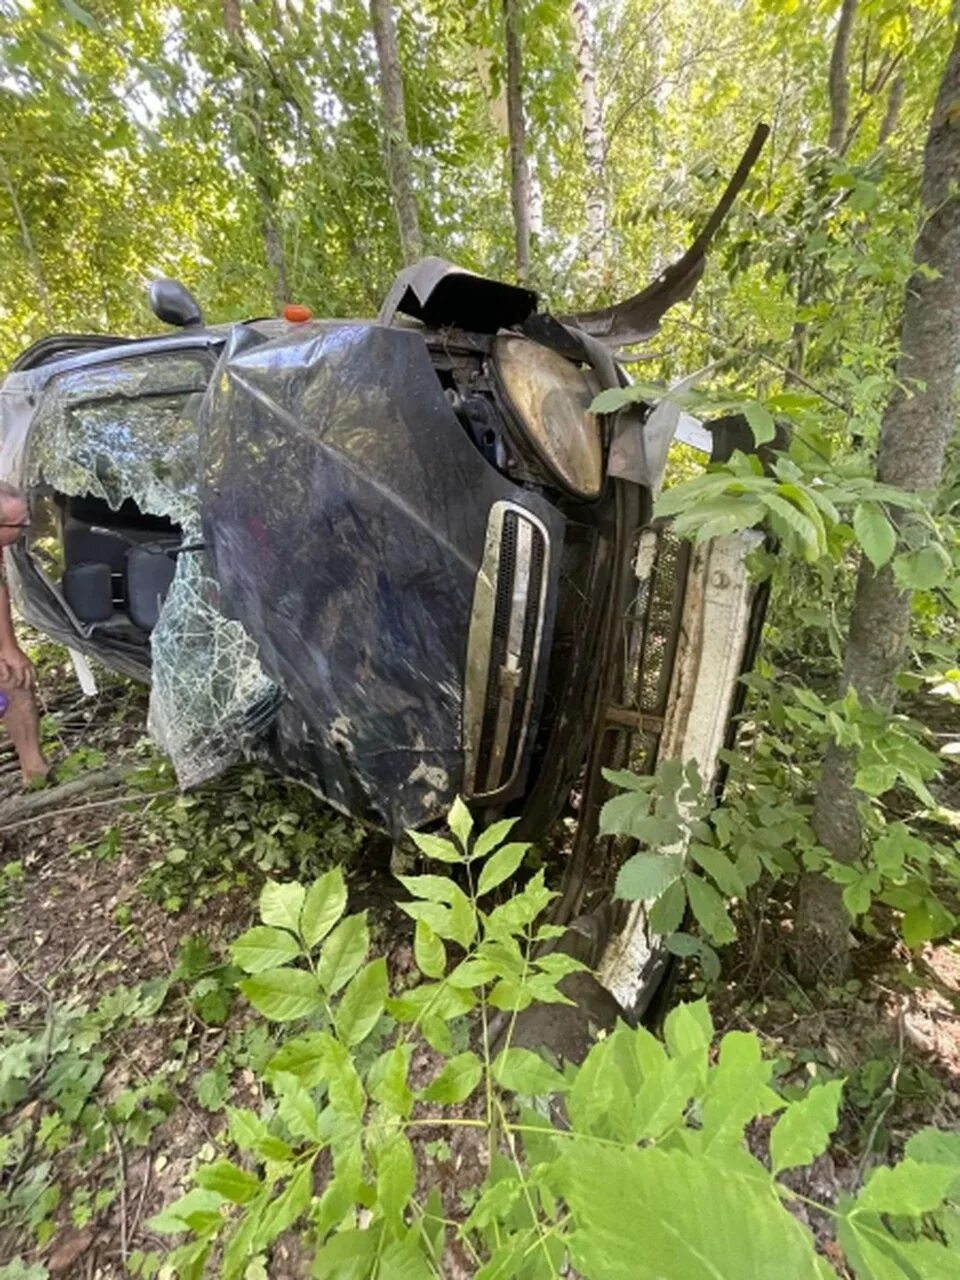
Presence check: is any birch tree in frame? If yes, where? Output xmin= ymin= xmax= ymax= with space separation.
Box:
xmin=571 ymin=0 xmax=607 ymax=284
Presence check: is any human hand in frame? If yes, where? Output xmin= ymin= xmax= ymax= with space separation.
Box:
xmin=0 ymin=647 xmax=34 ymax=691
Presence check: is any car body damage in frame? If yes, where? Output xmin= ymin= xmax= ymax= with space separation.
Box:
xmin=200 ymin=319 xmax=565 ymax=830
xmin=0 ymin=128 xmax=772 ymax=1010
xmin=597 ymin=526 xmax=766 ymax=1014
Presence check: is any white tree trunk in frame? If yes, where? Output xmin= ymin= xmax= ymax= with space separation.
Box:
xmin=571 ymin=0 xmax=607 ymax=284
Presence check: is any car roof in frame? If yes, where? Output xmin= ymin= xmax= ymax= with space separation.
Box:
xmin=5 ymin=326 xmax=232 ymax=389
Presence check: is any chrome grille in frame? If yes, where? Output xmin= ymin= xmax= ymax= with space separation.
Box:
xmin=464 ymin=502 xmax=549 ymax=797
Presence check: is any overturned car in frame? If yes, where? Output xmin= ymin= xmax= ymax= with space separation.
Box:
xmin=1 ymin=130 xmax=771 ymax=1007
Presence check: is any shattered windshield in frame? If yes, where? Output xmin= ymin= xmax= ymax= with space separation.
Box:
xmin=27 ymin=354 xmax=208 ymax=526
xmin=23 ymin=348 xmax=279 ymax=788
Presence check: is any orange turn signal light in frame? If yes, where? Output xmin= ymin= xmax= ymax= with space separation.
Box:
xmin=283 ymin=304 xmax=313 ymax=323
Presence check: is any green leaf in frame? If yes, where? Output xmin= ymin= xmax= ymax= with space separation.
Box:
xmin=240 ymin=968 xmax=321 ymax=1022
xmin=905 ymin=1127 xmax=960 ymax=1168
xmin=855 ymin=1158 xmax=958 ymax=1215
xmin=377 ymin=1132 xmax=415 ymax=1233
xmin=259 ymin=881 xmax=305 ymax=934
xmin=230 ymin=926 xmax=301 ymax=975
xmin=685 ymin=873 xmax=736 ymax=944
xmin=591 ymin=385 xmax=640 ymax=414
xmin=648 ymin=878 xmax=687 ymax=934
xmin=558 ymin=1144 xmax=822 ymax=1279
xmin=476 ymin=843 xmax=529 ymax=895
xmin=334 ymin=958 xmax=387 ymax=1047
xmin=194 ymin=1159 xmax=261 ymax=1205
xmin=267 ymin=1033 xmax=335 ymax=1088
xmin=853 ymin=502 xmax=896 ymax=570
xmin=838 ymin=1216 xmax=958 ymax=1280
xmin=300 ymin=867 xmax=348 ymax=949
xmin=484 ymin=870 xmax=554 ymax=939
xmin=414 ymin=919 xmax=445 ymax=978
xmin=664 ymin=931 xmax=700 ymax=957
xmin=368 ymin=1044 xmax=414 ymax=1118
xmin=407 ymin=831 xmax=462 ymax=863
xmin=398 ymin=899 xmax=453 ymax=937
xmin=378 ymin=1236 xmax=435 ymax=1280
xmin=600 ymin=789 xmax=653 ymax=837
xmin=447 ymin=884 xmax=479 ymax=949
xmin=901 ymin=900 xmax=940 ymax=948
xmin=227 ymin=1108 xmax=293 ymax=1162
xmin=688 ymin=844 xmax=746 ymax=897
xmin=744 ymin=401 xmax=776 ymax=446
xmin=615 ymin=852 xmax=684 ymax=902
xmin=147 ymin=1188 xmax=224 ymax=1235
xmin=447 ymin=956 xmax=500 ymax=987
xmin=493 ymin=1047 xmax=569 ymax=1095
xmin=313 ymin=1144 xmax=364 ymax=1239
xmin=322 ymin=1040 xmax=365 ymax=1117
xmin=311 ymin=1227 xmax=379 ymax=1278
xmin=421 ymin=1051 xmax=483 ymax=1103
xmin=701 ymin=1031 xmax=784 ymax=1150
xmin=770 ymin=1079 xmax=844 ymax=1175
xmin=252 ymin=1160 xmax=314 ymax=1253
xmin=472 ymin=817 xmax=520 ymax=861
xmin=396 ymin=874 xmax=461 ymax=904
xmin=760 ymin=492 xmax=821 ymax=561
xmin=663 ymin=999 xmax=713 ymax=1062
xmin=448 ymin=796 xmax=474 ymax=850
xmin=317 ymin=914 xmax=369 ymax=995
xmin=894 ymin=544 xmax=950 ymax=590
xmin=272 ymin=1071 xmax=322 ymax=1141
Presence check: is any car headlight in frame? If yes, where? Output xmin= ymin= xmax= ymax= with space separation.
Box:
xmin=492 ymin=335 xmax=603 ymax=500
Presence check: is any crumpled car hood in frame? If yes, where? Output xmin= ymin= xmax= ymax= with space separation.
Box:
xmin=199 ymin=320 xmax=561 ymax=834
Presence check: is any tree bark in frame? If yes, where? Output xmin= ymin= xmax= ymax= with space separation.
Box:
xmin=222 ymin=0 xmax=289 ymax=308
xmin=795 ymin=27 xmax=960 ymax=985
xmin=257 ymin=186 xmax=290 ymax=311
xmin=570 ymin=0 xmax=607 ymax=285
xmin=369 ymin=0 xmax=423 ymax=265
xmin=504 ymin=0 xmax=532 ymax=283
xmin=878 ymin=71 xmax=904 ymax=144
xmin=828 ymin=0 xmax=857 ymax=152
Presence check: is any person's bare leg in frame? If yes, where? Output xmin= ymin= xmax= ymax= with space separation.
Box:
xmin=2 ymin=684 xmax=49 ymax=783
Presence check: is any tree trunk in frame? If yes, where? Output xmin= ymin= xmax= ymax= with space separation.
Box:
xmin=878 ymin=71 xmax=904 ymax=144
xmin=257 ymin=186 xmax=290 ymax=311
xmin=795 ymin=27 xmax=960 ymax=985
xmin=828 ymin=0 xmax=857 ymax=152
xmin=504 ymin=0 xmax=532 ymax=284
xmin=570 ymin=0 xmax=607 ymax=285
xmin=222 ymin=0 xmax=290 ymax=308
xmin=369 ymin=0 xmax=423 ymax=266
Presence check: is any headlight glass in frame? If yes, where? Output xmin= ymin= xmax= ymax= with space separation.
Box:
xmin=493 ymin=335 xmax=603 ymax=499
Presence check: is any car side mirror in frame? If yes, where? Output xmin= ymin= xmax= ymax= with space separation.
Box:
xmin=148 ymin=278 xmax=204 ymax=328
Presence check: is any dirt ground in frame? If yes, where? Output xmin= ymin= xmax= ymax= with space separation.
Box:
xmin=1 ymin=639 xmax=959 ymax=1278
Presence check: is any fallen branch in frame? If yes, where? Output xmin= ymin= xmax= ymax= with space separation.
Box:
xmin=0 ymin=764 xmax=136 ymax=830
xmin=0 ymin=787 xmax=178 ymax=835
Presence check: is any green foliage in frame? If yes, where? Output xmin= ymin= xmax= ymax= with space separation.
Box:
xmin=134 ymin=763 xmax=365 ymax=912
xmin=599 ymin=666 xmax=959 ymax=970
xmin=0 ymin=914 xmax=257 ymax=1250
xmin=151 ymin=799 xmax=960 ymax=1278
